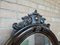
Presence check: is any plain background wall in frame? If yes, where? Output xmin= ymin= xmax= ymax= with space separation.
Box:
xmin=0 ymin=0 xmax=60 ymax=45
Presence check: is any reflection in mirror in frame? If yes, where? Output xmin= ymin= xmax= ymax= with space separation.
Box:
xmin=20 ymin=33 xmax=52 ymax=45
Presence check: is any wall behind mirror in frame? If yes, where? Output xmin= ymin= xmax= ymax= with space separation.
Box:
xmin=0 ymin=0 xmax=60 ymax=45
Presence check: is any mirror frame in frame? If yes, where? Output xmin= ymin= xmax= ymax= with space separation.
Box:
xmin=5 ymin=10 xmax=59 ymax=45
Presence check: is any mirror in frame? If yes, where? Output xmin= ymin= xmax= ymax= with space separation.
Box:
xmin=5 ymin=10 xmax=58 ymax=45
xmin=21 ymin=33 xmax=52 ymax=45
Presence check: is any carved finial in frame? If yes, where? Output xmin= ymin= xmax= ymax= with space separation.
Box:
xmin=32 ymin=10 xmax=39 ymax=15
xmin=34 ymin=10 xmax=37 ymax=13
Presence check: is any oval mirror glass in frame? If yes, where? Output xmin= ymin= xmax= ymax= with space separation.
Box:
xmin=20 ymin=33 xmax=52 ymax=45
